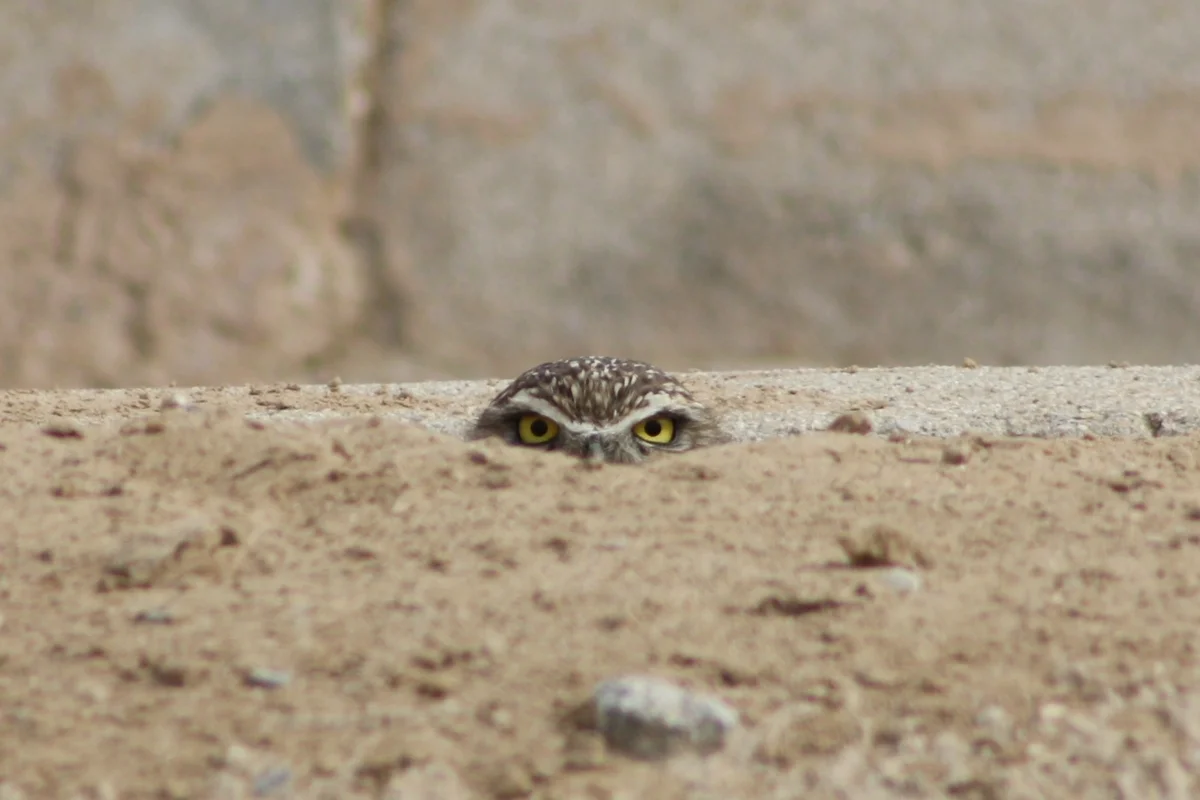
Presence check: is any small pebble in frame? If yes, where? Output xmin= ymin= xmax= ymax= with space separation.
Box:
xmin=838 ymin=523 xmax=931 ymax=569
xmin=253 ymin=767 xmax=292 ymax=797
xmin=223 ymin=743 xmax=255 ymax=771
xmin=591 ymin=675 xmax=739 ymax=760
xmin=880 ymin=567 xmax=922 ymax=594
xmin=827 ymin=411 xmax=873 ymax=435
xmin=976 ymin=705 xmax=1012 ymax=733
xmin=133 ymin=608 xmax=175 ymax=625
xmin=75 ymin=680 xmax=110 ymax=704
xmin=41 ymin=421 xmax=84 ymax=439
xmin=942 ymin=442 xmax=972 ymax=465
xmin=159 ymin=392 xmax=193 ymax=411
xmin=245 ymin=668 xmax=291 ymax=689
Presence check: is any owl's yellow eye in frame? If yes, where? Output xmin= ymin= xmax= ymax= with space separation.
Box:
xmin=633 ymin=416 xmax=676 ymax=444
xmin=517 ymin=414 xmax=559 ymax=444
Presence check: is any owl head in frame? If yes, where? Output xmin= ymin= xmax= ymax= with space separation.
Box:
xmin=467 ymin=357 xmax=730 ymax=464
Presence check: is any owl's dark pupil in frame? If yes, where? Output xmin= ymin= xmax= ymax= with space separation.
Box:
xmin=643 ymin=419 xmax=662 ymax=437
xmin=530 ymin=419 xmax=549 ymax=437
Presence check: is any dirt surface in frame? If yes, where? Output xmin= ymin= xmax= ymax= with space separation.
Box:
xmin=3 ymin=384 xmax=1200 ymax=799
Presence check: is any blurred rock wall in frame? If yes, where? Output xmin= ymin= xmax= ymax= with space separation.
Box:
xmin=2 ymin=1 xmax=1199 ymax=388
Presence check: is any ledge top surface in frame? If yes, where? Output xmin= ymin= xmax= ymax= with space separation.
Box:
xmin=2 ymin=365 xmax=1197 ymax=440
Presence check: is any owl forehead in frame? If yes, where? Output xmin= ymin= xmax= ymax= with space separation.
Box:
xmin=494 ymin=357 xmax=693 ymax=424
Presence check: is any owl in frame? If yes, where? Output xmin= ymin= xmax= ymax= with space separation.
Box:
xmin=467 ymin=356 xmax=730 ymax=464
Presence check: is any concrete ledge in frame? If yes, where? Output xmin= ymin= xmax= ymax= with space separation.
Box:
xmin=3 ymin=366 xmax=1198 ymax=441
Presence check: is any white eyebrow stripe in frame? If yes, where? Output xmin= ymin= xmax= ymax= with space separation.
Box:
xmin=559 ymin=418 xmax=637 ymax=435
xmin=504 ymin=393 xmax=566 ymax=421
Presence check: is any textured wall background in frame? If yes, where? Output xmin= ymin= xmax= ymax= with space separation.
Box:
xmin=0 ymin=0 xmax=373 ymax=388
xmin=1 ymin=1 xmax=1198 ymax=388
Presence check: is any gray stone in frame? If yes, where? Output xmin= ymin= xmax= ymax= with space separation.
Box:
xmin=592 ymin=675 xmax=739 ymax=759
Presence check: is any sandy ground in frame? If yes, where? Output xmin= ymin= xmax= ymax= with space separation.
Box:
xmin=3 ymin=369 xmax=1200 ymax=799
